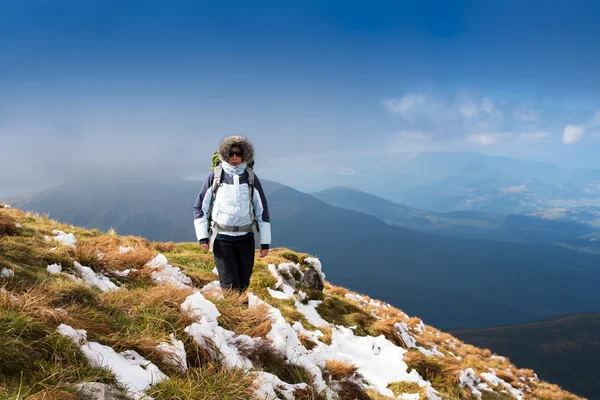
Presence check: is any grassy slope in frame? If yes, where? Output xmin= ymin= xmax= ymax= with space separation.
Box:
xmin=0 ymin=206 xmax=585 ymax=400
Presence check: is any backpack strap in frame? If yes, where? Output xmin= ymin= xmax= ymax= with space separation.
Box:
xmin=211 ymin=164 xmax=223 ymax=203
xmin=207 ymin=164 xmax=223 ymax=252
xmin=247 ymin=167 xmax=255 ymax=208
xmin=246 ymin=167 xmax=259 ymax=246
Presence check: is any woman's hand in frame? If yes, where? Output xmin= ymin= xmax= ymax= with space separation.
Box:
xmin=200 ymin=243 xmax=209 ymax=251
xmin=259 ymin=249 xmax=269 ymax=258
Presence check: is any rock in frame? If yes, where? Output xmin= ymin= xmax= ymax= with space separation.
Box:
xmin=72 ymin=382 xmax=128 ymax=400
xmin=300 ymin=265 xmax=324 ymax=290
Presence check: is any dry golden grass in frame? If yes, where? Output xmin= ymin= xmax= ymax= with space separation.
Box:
xmin=108 ymin=333 xmax=165 ymax=358
xmin=403 ymin=350 xmax=471 ymax=400
xmin=152 ymin=241 xmax=176 ymax=253
xmin=0 ymin=286 xmax=72 ymax=327
xmin=369 ymin=318 xmax=404 ymax=347
xmin=183 ymin=269 xmax=219 ymax=288
xmin=494 ymin=368 xmax=518 ymax=386
xmin=46 ymin=278 xmax=98 ymax=307
xmin=214 ymin=290 xmax=273 ymax=338
xmin=25 ymin=388 xmax=78 ymax=400
xmin=418 ymin=329 xmax=459 ymax=347
xmin=335 ymin=381 xmax=370 ymax=400
xmin=147 ymin=364 xmax=255 ymax=400
xmin=324 ymin=360 xmax=359 ymax=381
xmin=375 ymin=306 xmax=409 ymax=322
xmin=101 ymin=284 xmax=193 ymax=311
xmin=298 ymin=333 xmax=317 ymax=351
xmin=451 ymin=343 xmax=505 ymax=375
xmin=528 ymin=382 xmax=581 ymax=400
xmin=365 ymin=389 xmax=398 ymax=400
xmin=0 ymin=211 xmax=19 ymax=236
xmin=387 ymin=381 xmax=425 ymax=397
xmin=518 ymin=368 xmax=536 ymax=381
xmin=325 ymin=285 xmax=349 ymax=297
xmin=75 ymin=235 xmax=157 ymax=272
xmin=2 ymin=282 xmax=117 ymax=338
xmin=318 ymin=326 xmax=333 ymax=345
xmin=96 ymin=285 xmax=195 ymax=350
xmin=406 ymin=317 xmax=426 ymax=330
xmin=124 ymin=267 xmax=156 ymax=287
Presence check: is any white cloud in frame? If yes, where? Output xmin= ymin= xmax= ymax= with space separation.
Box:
xmin=519 ymin=131 xmax=552 ymax=140
xmin=382 ymin=93 xmax=453 ymax=125
xmin=383 ymin=90 xmax=506 ymax=139
xmin=465 ymin=132 xmax=511 ymax=145
xmin=382 ymin=94 xmax=430 ymax=118
xmin=562 ymin=125 xmax=586 ymax=145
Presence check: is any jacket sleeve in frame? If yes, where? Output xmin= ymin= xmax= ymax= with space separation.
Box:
xmin=252 ymin=175 xmax=271 ymax=249
xmin=193 ymin=171 xmax=215 ymax=242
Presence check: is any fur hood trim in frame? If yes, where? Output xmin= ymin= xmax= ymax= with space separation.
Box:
xmin=218 ymin=135 xmax=254 ymax=164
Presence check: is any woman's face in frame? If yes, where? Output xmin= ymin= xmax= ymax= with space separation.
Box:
xmin=228 ymin=145 xmax=243 ymax=166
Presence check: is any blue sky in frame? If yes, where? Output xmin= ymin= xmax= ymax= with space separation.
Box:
xmin=1 ymin=0 xmax=600 ymax=195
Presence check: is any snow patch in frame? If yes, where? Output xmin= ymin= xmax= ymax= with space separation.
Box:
xmin=249 ymin=293 xmax=331 ymax=395
xmin=58 ymin=324 xmax=167 ymax=400
xmin=395 ymin=322 xmax=444 ymax=358
xmin=0 ymin=268 xmax=13 ymax=279
xmin=200 ymin=280 xmax=222 ymax=293
xmin=253 ymin=371 xmax=309 ymax=400
xmin=268 ymin=263 xmax=295 ymax=296
xmin=146 ymin=254 xmax=192 ymax=288
xmin=481 ymin=370 xmax=523 ymax=399
xmin=181 ymin=292 xmax=253 ymax=369
xmin=459 ymin=368 xmax=489 ymax=397
xmin=111 ymin=269 xmax=133 ymax=277
xmin=47 ymin=264 xmax=62 ymax=274
xmin=52 ymin=229 xmax=77 ymax=247
xmin=296 ymin=300 xmax=329 ymax=328
xmin=74 ymin=261 xmax=119 ymax=292
xmin=268 ymin=288 xmax=295 ymax=299
xmin=120 ymin=246 xmax=135 ymax=254
xmin=156 ymin=333 xmax=187 ymax=372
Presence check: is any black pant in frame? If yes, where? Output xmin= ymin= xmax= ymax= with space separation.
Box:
xmin=213 ymin=234 xmax=255 ymax=291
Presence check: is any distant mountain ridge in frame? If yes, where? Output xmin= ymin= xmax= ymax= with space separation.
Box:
xmin=367 ymin=152 xmax=600 ymax=225
xmin=269 ymin=152 xmax=600 ymax=226
xmin=312 ymin=186 xmax=596 ymax=242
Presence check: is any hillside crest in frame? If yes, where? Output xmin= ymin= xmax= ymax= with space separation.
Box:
xmin=0 ymin=205 xmax=583 ymax=400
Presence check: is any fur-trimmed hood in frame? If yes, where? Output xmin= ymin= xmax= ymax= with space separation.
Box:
xmin=218 ymin=135 xmax=255 ymax=165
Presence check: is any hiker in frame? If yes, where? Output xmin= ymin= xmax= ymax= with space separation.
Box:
xmin=193 ymin=136 xmax=271 ymax=292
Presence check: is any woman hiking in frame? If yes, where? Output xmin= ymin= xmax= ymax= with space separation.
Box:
xmin=193 ymin=136 xmax=271 ymax=292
